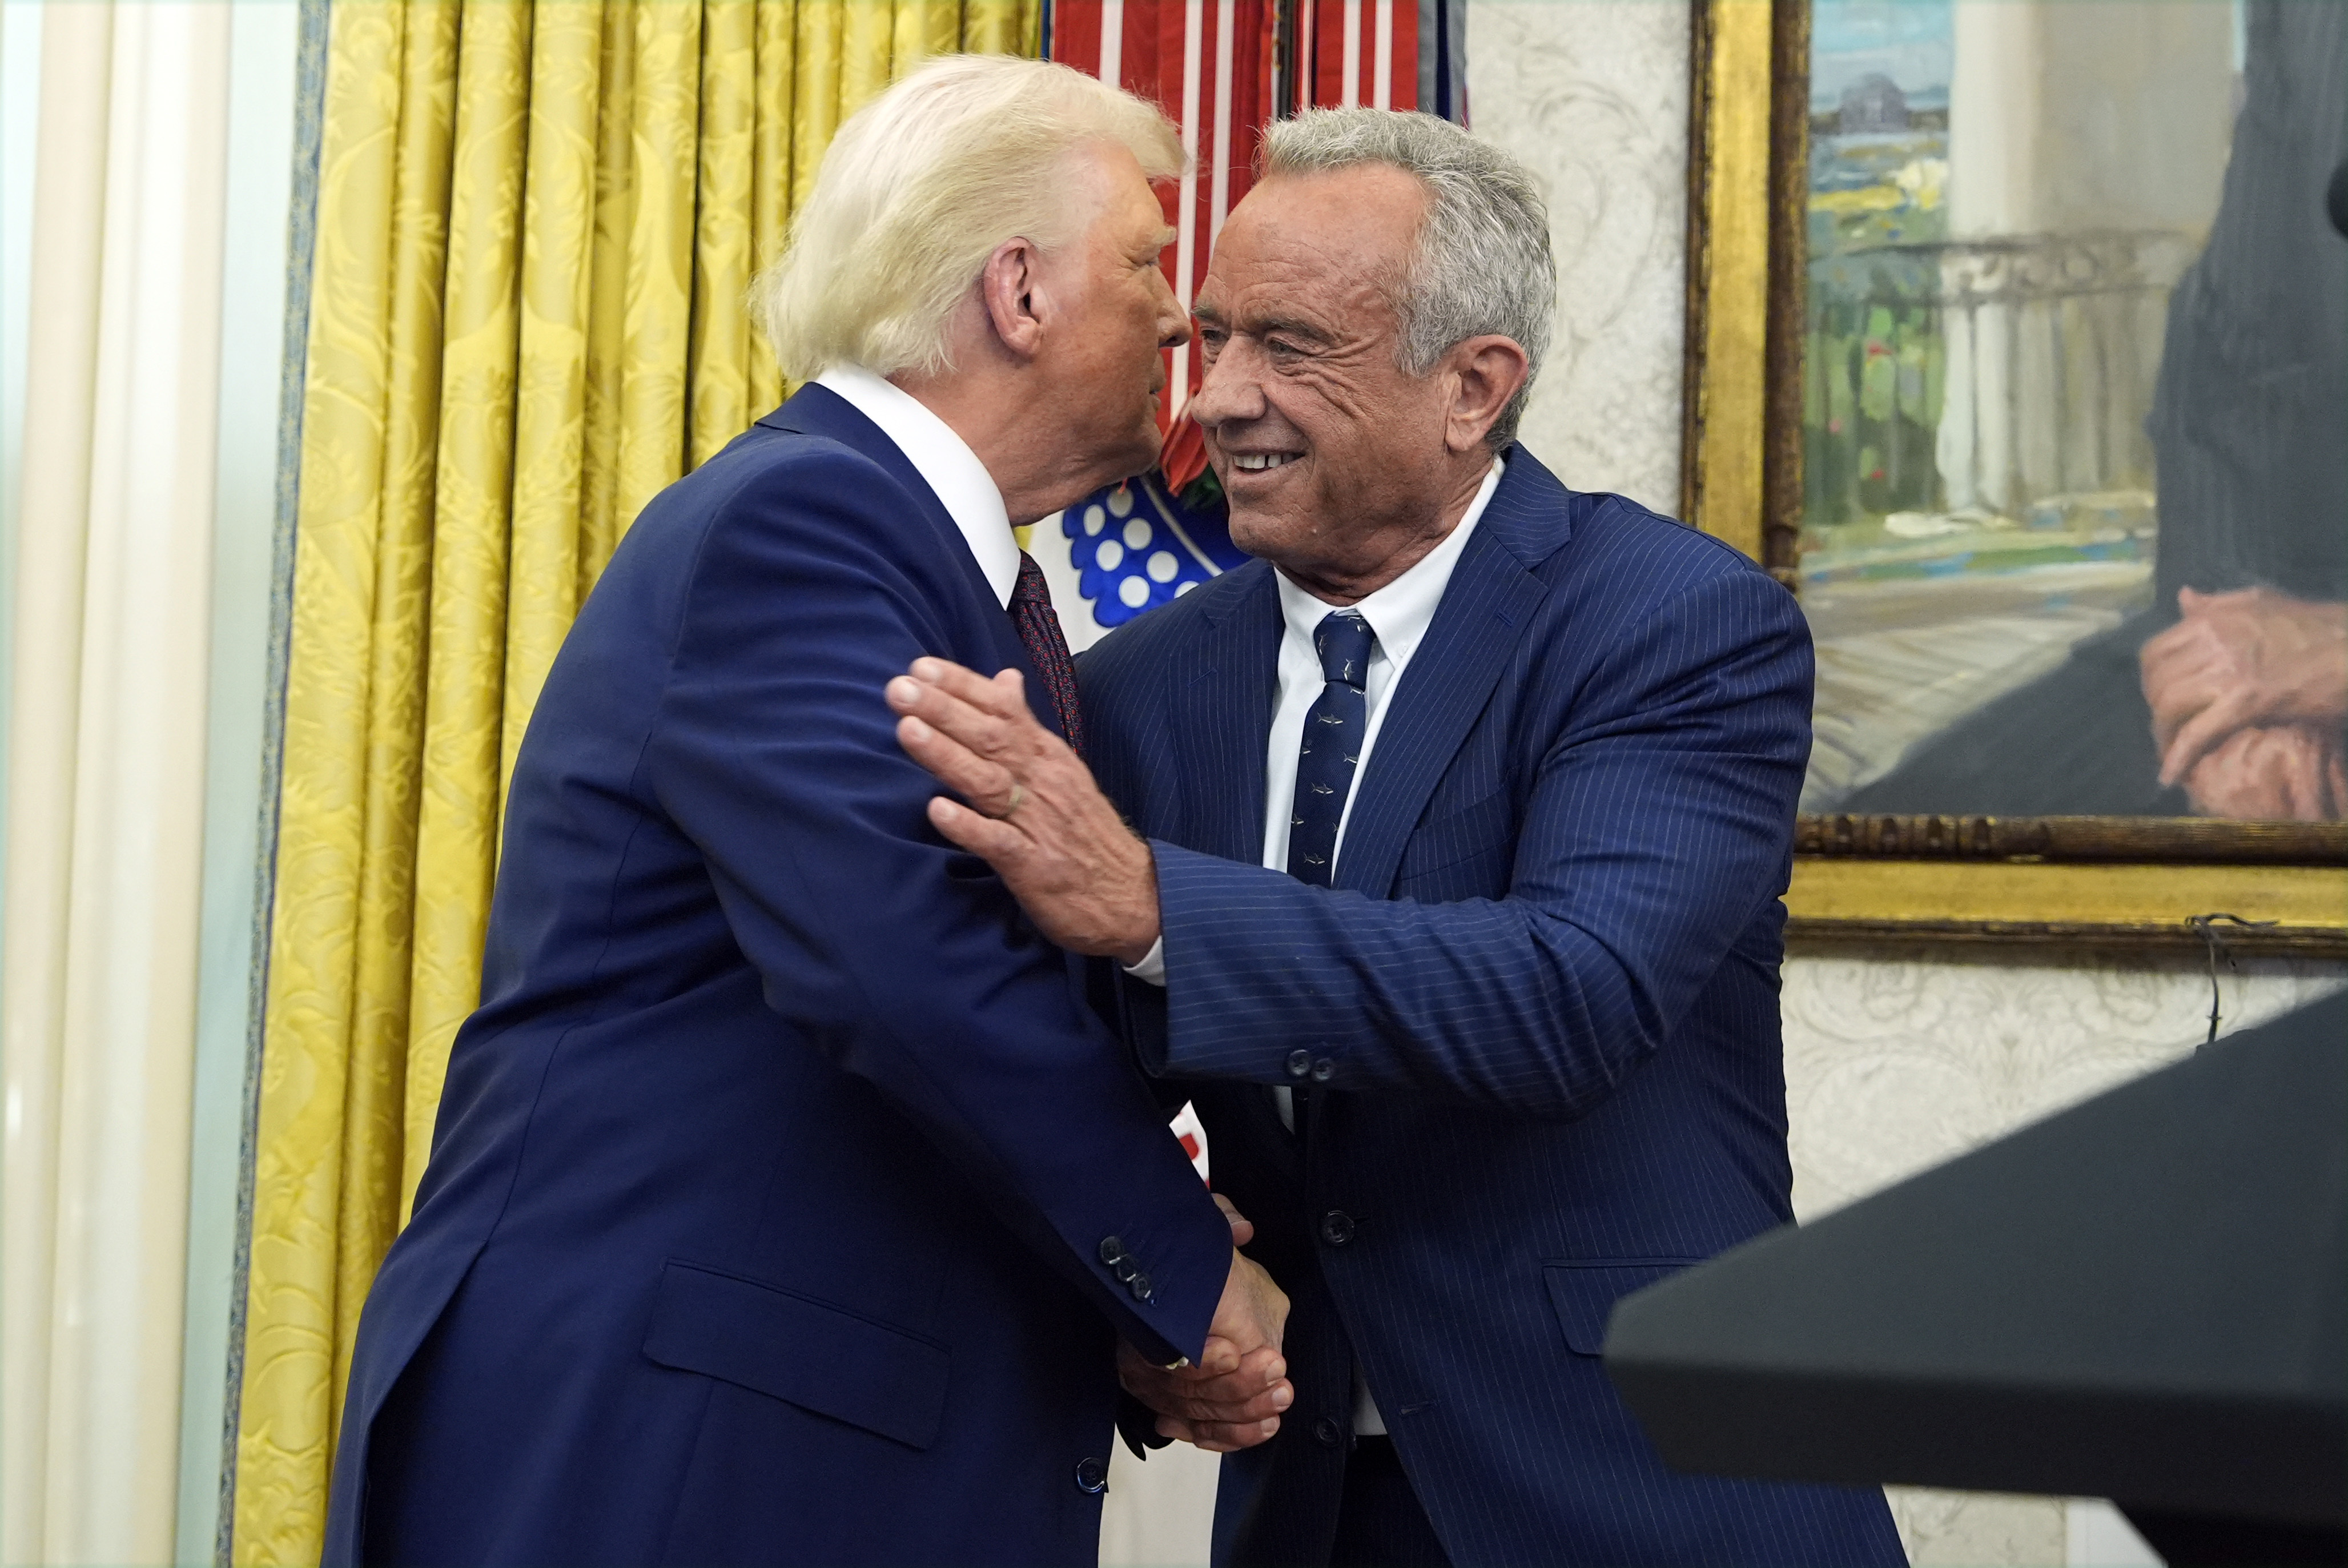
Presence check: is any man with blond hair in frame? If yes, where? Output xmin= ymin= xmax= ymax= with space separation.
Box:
xmin=325 ymin=56 xmax=1285 ymax=1567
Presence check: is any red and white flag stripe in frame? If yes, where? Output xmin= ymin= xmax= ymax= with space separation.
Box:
xmin=1054 ymin=0 xmax=1424 ymax=440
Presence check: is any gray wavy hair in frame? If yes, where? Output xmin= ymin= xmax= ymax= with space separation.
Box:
xmin=1260 ymin=108 xmax=1555 ymax=448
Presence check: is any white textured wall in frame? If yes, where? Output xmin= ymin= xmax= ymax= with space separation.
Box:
xmin=1787 ymin=949 xmax=2343 ymax=1566
xmin=1784 ymin=951 xmax=2345 ymax=1220
xmin=1466 ymin=0 xmax=1690 ymax=515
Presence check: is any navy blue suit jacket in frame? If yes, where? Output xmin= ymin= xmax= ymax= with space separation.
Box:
xmin=1081 ymin=450 xmax=1907 ymax=1567
xmin=323 ymin=385 xmax=1232 ymax=1567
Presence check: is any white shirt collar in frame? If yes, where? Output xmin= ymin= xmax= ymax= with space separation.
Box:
xmin=1272 ymin=457 xmax=1505 ymax=669
xmin=815 ymin=364 xmax=1020 ymax=608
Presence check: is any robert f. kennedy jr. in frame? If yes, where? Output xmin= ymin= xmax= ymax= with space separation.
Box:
xmin=892 ymin=107 xmax=1908 ymax=1568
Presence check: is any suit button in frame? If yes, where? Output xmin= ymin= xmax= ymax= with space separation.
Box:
xmin=1320 ymin=1210 xmax=1355 ymax=1247
xmin=1314 ymin=1417 xmax=1344 ymax=1447
xmin=1112 ymin=1258 xmax=1139 ymax=1284
xmin=1098 ymin=1236 xmax=1127 ymax=1266
xmin=1127 ymin=1271 xmax=1153 ymax=1302
xmin=1310 ymin=1057 xmax=1335 ymax=1082
xmin=1285 ymin=1049 xmax=1312 ymax=1078
xmin=1075 ymin=1456 xmax=1109 ymax=1494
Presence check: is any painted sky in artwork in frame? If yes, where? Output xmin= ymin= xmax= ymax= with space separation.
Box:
xmin=1810 ymin=0 xmax=1952 ymax=110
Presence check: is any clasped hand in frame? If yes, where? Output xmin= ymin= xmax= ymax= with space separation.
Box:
xmin=2140 ymin=586 xmax=2348 ymax=818
xmin=1140 ymin=1196 xmax=1294 ymax=1452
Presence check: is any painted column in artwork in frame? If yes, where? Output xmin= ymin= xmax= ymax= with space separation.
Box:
xmin=1939 ymin=0 xmax=2235 ymax=512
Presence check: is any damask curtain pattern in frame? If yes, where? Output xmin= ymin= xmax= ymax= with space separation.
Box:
xmin=232 ymin=2 xmax=1041 ymax=1559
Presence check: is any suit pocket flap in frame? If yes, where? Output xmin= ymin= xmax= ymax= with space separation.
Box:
xmin=1544 ymin=1260 xmax=1702 ymax=1356
xmin=1397 ymin=787 xmax=1512 ymax=880
xmin=642 ymin=1261 xmax=949 ymax=1450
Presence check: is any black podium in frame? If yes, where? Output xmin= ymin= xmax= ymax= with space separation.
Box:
xmin=1604 ymin=991 xmax=2347 ymax=1566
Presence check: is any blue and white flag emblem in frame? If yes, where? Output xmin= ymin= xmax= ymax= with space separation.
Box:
xmin=1038 ymin=472 xmax=1249 ymax=652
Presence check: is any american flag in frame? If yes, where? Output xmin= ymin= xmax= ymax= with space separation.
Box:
xmin=1049 ymin=0 xmax=1466 ymax=481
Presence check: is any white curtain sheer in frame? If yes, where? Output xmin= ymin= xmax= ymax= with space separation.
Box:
xmin=1 ymin=4 xmax=234 ymax=1561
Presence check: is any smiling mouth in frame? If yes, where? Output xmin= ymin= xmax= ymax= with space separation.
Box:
xmin=1231 ymin=453 xmax=1301 ymax=472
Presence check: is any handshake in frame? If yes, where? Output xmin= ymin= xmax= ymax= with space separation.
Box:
xmin=885 ymin=657 xmax=1298 ymax=1448
xmin=1134 ymin=1194 xmax=1297 ymax=1452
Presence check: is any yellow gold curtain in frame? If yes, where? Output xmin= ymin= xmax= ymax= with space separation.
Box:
xmin=231 ymin=2 xmax=1042 ymax=1559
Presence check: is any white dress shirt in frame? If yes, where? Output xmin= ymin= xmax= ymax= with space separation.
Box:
xmin=1128 ymin=456 xmax=1504 ymax=1433
xmin=1256 ymin=457 xmax=1505 ymax=875
xmin=817 ymin=364 xmax=1018 ymax=608
xmin=1128 ymin=456 xmax=1503 ymax=984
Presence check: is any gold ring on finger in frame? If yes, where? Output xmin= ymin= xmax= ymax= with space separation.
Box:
xmin=1002 ymin=782 xmax=1026 ymax=818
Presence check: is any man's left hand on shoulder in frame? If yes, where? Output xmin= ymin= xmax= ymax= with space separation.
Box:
xmin=888 ymin=658 xmax=1161 ymax=963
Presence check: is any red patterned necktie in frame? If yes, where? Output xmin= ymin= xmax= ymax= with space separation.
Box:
xmin=1010 ymin=550 xmax=1084 ymax=757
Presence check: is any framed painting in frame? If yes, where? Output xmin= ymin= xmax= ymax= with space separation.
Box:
xmin=1683 ymin=0 xmax=2347 ymax=951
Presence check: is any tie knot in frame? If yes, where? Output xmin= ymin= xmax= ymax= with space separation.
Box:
xmin=1012 ymin=550 xmax=1052 ymax=608
xmin=1313 ymin=611 xmax=1375 ymax=690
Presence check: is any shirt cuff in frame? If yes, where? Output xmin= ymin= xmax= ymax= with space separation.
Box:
xmin=1124 ymin=936 xmax=1167 ymax=986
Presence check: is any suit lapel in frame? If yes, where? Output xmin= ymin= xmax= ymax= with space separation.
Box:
xmin=1171 ymin=564 xmax=1282 ymax=862
xmin=1334 ymin=459 xmax=1562 ymax=899
xmin=1169 ymin=569 xmax=1295 ymax=1155
xmin=757 ymin=387 xmax=985 ymax=600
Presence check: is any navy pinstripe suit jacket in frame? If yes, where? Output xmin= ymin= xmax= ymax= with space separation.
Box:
xmin=1081 ymin=448 xmax=1907 ymax=1567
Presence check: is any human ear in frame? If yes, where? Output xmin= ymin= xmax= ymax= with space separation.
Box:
xmin=979 ymin=238 xmax=1047 ymax=361
xmin=1441 ymin=335 xmax=1530 ymax=453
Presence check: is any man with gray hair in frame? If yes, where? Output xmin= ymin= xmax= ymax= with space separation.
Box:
xmin=324 ymin=55 xmax=1286 ymax=1567
xmin=892 ymin=108 xmax=1908 ymax=1566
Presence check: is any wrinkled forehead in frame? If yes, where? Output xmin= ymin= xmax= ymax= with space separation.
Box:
xmin=1198 ymin=216 xmax=1409 ymax=341
xmin=1200 ymin=168 xmax=1421 ymax=308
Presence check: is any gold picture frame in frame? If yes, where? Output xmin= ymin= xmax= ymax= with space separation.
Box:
xmin=1678 ymin=0 xmax=2348 ymax=955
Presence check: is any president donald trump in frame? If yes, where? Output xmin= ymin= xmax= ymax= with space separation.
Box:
xmin=892 ymin=110 xmax=1909 ymax=1566
xmin=324 ymin=57 xmax=1285 ymax=1567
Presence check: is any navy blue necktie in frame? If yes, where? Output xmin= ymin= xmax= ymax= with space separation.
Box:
xmin=1286 ymin=611 xmax=1377 ymax=887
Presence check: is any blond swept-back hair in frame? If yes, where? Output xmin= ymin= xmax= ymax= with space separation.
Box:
xmin=757 ymin=55 xmax=1183 ymax=381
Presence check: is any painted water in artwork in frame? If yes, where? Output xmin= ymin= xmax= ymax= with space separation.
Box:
xmin=1799 ymin=0 xmax=2348 ymax=822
